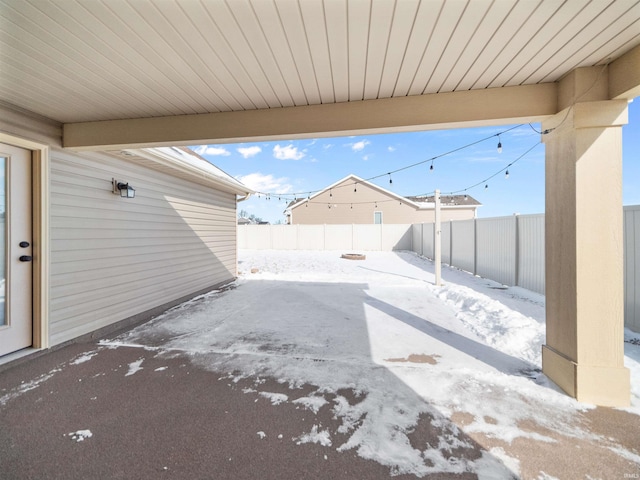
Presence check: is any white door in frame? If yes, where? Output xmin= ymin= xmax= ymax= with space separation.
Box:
xmin=0 ymin=143 xmax=33 ymax=356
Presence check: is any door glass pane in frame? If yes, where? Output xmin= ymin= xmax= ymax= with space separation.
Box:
xmin=0 ymin=157 xmax=5 ymax=326
xmin=374 ymin=212 xmax=382 ymax=224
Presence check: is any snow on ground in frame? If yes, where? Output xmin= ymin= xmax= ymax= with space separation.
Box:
xmin=103 ymin=250 xmax=640 ymax=478
xmin=67 ymin=429 xmax=93 ymax=442
xmin=125 ymin=358 xmax=144 ymax=376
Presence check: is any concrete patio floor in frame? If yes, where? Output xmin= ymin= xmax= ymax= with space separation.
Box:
xmin=1 ymin=251 xmax=639 ymax=479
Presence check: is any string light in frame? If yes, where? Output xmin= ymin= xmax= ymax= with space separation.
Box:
xmin=258 ymin=131 xmax=541 ymax=213
xmin=254 ymin=124 xmax=525 ymax=200
xmin=388 ymin=173 xmax=393 ymax=184
xmin=497 ymin=134 xmax=502 ymax=154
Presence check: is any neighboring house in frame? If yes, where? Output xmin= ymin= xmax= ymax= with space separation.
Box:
xmin=237 ymin=217 xmax=254 ymax=225
xmin=284 ymin=175 xmax=480 ymax=225
xmin=0 ymin=108 xmax=252 ymax=357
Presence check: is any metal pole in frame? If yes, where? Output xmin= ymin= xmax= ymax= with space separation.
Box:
xmin=434 ymin=189 xmax=442 ymax=286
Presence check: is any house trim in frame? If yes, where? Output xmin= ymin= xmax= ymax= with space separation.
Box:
xmin=0 ymin=132 xmax=50 ymax=350
xmin=125 ymin=147 xmax=252 ymax=196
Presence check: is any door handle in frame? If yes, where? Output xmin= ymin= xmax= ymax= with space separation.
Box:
xmin=19 ymin=255 xmax=32 ymax=262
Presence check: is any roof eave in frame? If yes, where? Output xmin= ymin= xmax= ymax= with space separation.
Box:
xmin=128 ymin=148 xmax=254 ymax=196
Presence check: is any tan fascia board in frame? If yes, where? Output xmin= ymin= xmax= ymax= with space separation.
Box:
xmin=63 ymin=83 xmax=557 ymax=150
xmin=128 ymin=148 xmax=254 ymax=196
xmin=608 ymin=44 xmax=640 ymax=101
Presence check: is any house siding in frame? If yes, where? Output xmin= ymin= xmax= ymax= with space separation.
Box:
xmin=290 ymin=178 xmax=476 ymax=224
xmin=49 ymin=148 xmax=237 ymax=345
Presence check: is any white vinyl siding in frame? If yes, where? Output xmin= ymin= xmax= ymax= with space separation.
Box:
xmin=49 ymin=149 xmax=237 ymax=345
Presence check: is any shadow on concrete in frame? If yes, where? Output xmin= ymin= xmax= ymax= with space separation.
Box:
xmin=0 ymin=278 xmax=521 ymax=479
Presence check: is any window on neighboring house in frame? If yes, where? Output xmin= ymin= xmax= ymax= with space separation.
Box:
xmin=374 ymin=211 xmax=383 ymax=224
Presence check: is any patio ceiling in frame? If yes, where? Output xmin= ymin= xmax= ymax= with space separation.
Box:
xmin=1 ymin=0 xmax=640 ymax=149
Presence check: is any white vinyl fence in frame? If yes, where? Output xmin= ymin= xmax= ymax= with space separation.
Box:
xmin=411 ymin=214 xmax=545 ymax=294
xmin=238 ymin=207 xmax=640 ymax=332
xmin=238 ymin=224 xmax=413 ymax=252
xmin=624 ymin=206 xmax=640 ymax=332
xmin=413 ymin=208 xmax=640 ymax=332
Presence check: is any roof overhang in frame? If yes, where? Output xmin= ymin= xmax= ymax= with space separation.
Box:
xmin=116 ymin=147 xmax=253 ymax=197
xmin=62 ymin=84 xmax=557 ymax=150
xmin=1 ymin=0 xmax=639 ymax=150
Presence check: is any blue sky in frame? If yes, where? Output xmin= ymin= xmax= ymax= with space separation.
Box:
xmin=192 ymin=100 xmax=639 ymax=224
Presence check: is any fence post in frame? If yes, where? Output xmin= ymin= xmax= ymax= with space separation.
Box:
xmin=473 ymin=218 xmax=478 ymax=276
xmin=435 ymin=190 xmax=442 ymax=286
xmin=514 ymin=215 xmax=520 ymax=287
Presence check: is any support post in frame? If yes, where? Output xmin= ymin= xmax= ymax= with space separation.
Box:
xmin=541 ymin=70 xmax=630 ymax=406
xmin=434 ymin=189 xmax=442 ymax=286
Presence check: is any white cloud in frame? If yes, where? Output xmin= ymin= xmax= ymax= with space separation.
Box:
xmin=237 ymin=146 xmax=262 ymax=158
xmin=273 ymin=144 xmax=305 ymax=160
xmin=236 ymin=172 xmax=293 ymax=195
xmin=194 ymin=145 xmax=231 ymax=156
xmin=350 ymin=140 xmax=370 ymax=152
xmin=362 ymin=154 xmax=370 ymax=161
xmin=388 ymin=146 xmax=396 ymax=152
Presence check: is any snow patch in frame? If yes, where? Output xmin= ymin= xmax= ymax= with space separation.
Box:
xmin=296 ymin=425 xmax=332 ymax=447
xmin=125 ymin=358 xmax=144 ymax=376
xmin=0 ymin=369 xmax=60 ymax=406
xmin=68 ymin=429 xmax=93 ymax=442
xmin=256 ymin=431 xmax=266 ymax=439
xmin=258 ymin=391 xmax=288 ymax=405
xmin=70 ymin=351 xmax=99 ymax=365
xmin=292 ymin=395 xmax=328 ymax=413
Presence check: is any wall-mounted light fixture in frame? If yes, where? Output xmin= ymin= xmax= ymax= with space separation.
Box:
xmin=112 ymin=178 xmax=135 ymax=198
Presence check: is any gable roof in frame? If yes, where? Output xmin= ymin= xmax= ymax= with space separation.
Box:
xmin=286 ymin=174 xmax=480 ymax=211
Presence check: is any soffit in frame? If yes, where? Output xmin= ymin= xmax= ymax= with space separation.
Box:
xmin=1 ymin=0 xmax=639 ymax=124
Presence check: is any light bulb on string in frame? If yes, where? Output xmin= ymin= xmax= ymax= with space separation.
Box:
xmin=354 ymin=183 xmax=357 ymax=193
xmin=429 ymin=161 xmax=434 ymax=172
xmin=330 ymin=189 xmax=333 ymax=197
xmin=388 ymin=173 xmax=393 ymax=184
xmin=485 ymin=184 xmax=488 ymax=189
xmin=497 ymin=135 xmax=502 ymax=154
xmin=350 ymin=204 xmax=353 ymax=209
xmin=505 ymin=169 xmax=509 ymax=179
